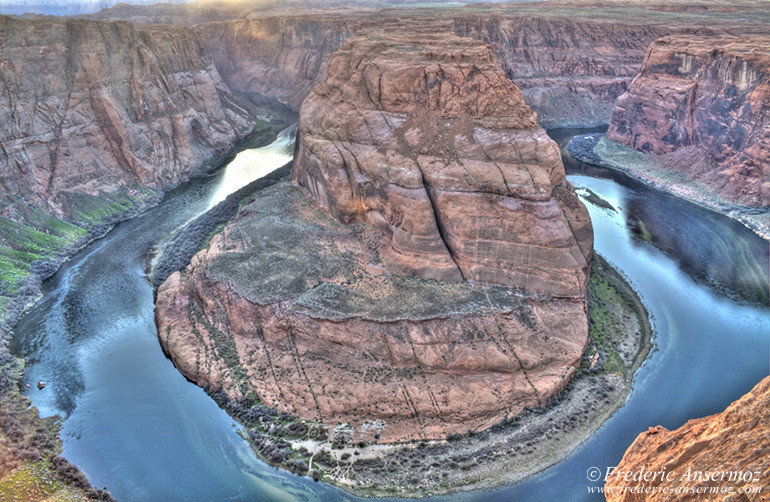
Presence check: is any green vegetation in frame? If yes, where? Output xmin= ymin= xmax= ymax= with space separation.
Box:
xmin=0 ymin=462 xmax=88 ymax=502
xmin=60 ymin=191 xmax=146 ymax=228
xmin=0 ymin=189 xmax=155 ymax=320
xmin=583 ymin=254 xmax=651 ymax=380
xmin=0 ymin=351 xmax=111 ymax=500
xmin=637 ymin=219 xmax=653 ymax=243
xmin=239 ymin=120 xmax=276 ymax=150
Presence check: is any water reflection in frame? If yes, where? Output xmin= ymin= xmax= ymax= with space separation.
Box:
xmin=564 ymin=150 xmax=769 ymax=306
xmin=208 ymin=124 xmax=296 ymax=209
xmin=8 ymin=126 xmax=352 ymax=501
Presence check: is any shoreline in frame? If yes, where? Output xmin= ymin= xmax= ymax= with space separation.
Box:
xmin=566 ymin=134 xmax=770 ymax=242
xmin=0 ymin=121 xmax=282 ymax=501
xmin=205 ymin=252 xmax=652 ymax=498
xmin=0 ymin=121 xmax=280 ymax=337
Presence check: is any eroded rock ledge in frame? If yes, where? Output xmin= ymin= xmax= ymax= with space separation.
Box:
xmin=294 ymin=25 xmax=593 ymax=297
xmin=156 ymin=26 xmax=592 ymax=444
xmin=606 ymin=376 xmax=770 ymax=501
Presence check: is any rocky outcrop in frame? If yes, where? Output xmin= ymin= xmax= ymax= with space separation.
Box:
xmin=293 ymin=25 xmax=593 ymax=296
xmin=198 ymin=10 xmax=672 ymax=127
xmin=0 ymin=14 xmax=280 ymax=331
xmin=156 ymin=183 xmax=590 ymax=443
xmin=606 ymin=34 xmax=770 ymax=207
xmin=156 ymin=26 xmax=592 ymax=443
xmin=0 ymin=15 xmax=267 ymax=218
xmin=198 ymin=16 xmax=355 ymax=110
xmin=606 ymin=376 xmax=770 ymax=501
xmin=452 ymin=16 xmax=670 ymax=127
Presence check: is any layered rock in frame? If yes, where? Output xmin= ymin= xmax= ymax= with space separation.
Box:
xmin=156 ymin=183 xmax=590 ymax=443
xmin=607 ymin=34 xmax=770 ymax=207
xmin=198 ymin=16 xmax=355 ymax=110
xmin=0 ymin=15 xmax=266 ymax=221
xmin=156 ymin=26 xmax=592 ymax=443
xmin=294 ymin=26 xmax=593 ymax=297
xmin=606 ymin=376 xmax=770 ymax=501
xmin=198 ymin=10 xmax=672 ymax=127
xmin=452 ymin=15 xmax=670 ymax=127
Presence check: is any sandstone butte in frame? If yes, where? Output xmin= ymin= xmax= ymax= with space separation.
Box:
xmin=605 ymin=376 xmax=770 ymax=501
xmin=607 ymin=34 xmax=770 ymax=208
xmin=155 ymin=24 xmax=594 ymax=443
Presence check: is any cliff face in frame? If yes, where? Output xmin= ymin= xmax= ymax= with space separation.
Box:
xmin=452 ymin=16 xmax=670 ymax=127
xmin=199 ymin=17 xmax=355 ymax=110
xmin=0 ymin=15 xmax=264 ymax=220
xmin=293 ymin=25 xmax=592 ymax=296
xmin=155 ymin=27 xmax=592 ymax=443
xmin=198 ymin=13 xmax=668 ymax=127
xmin=606 ymin=35 xmax=770 ymax=207
xmin=606 ymin=376 xmax=770 ymax=501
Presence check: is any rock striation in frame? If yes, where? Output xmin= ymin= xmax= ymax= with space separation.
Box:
xmin=156 ymin=26 xmax=592 ymax=443
xmin=199 ymin=16 xmax=355 ymax=110
xmin=198 ymin=11 xmax=671 ymax=127
xmin=293 ymin=25 xmax=593 ymax=296
xmin=607 ymin=34 xmax=770 ymax=207
xmin=452 ymin=15 xmax=670 ymax=128
xmin=606 ymin=376 xmax=770 ymax=501
xmin=0 ymin=15 xmax=267 ymax=221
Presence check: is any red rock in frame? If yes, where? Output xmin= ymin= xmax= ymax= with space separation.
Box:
xmin=607 ymin=34 xmax=770 ymax=207
xmin=0 ymin=15 xmax=267 ymax=220
xmin=155 ymin=25 xmax=592 ymax=443
xmin=198 ymin=10 xmax=670 ymax=128
xmin=293 ymin=24 xmax=593 ymax=296
xmin=606 ymin=377 xmax=770 ymax=501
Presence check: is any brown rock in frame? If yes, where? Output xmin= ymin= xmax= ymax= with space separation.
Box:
xmin=0 ymin=15 xmax=267 ymax=220
xmin=293 ymin=24 xmax=593 ymax=297
xmin=156 ymin=26 xmax=592 ymax=443
xmin=606 ymin=376 xmax=770 ymax=501
xmin=156 ymin=182 xmax=589 ymax=443
xmin=607 ymin=34 xmax=770 ymax=207
xmin=198 ymin=10 xmax=671 ymax=127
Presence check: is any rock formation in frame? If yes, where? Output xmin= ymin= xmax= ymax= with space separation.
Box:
xmin=293 ymin=24 xmax=593 ymax=296
xmin=0 ymin=15 xmax=268 ymax=221
xmin=156 ymin=26 xmax=592 ymax=443
xmin=452 ymin=15 xmax=670 ymax=127
xmin=606 ymin=376 xmax=770 ymax=501
xmin=198 ymin=11 xmax=669 ymax=127
xmin=199 ymin=16 xmax=355 ymax=110
xmin=607 ymin=34 xmax=770 ymax=207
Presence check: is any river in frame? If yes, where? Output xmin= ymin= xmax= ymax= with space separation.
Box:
xmin=9 ymin=127 xmax=770 ymax=501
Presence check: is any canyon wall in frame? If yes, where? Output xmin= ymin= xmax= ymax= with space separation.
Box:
xmin=156 ymin=26 xmax=592 ymax=443
xmin=198 ymin=16 xmax=355 ymax=110
xmin=198 ymin=12 xmax=668 ymax=127
xmin=606 ymin=34 xmax=770 ymax=207
xmin=0 ymin=14 xmax=278 ymax=325
xmin=452 ymin=15 xmax=670 ymax=127
xmin=606 ymin=376 xmax=770 ymax=501
xmin=0 ymin=15 xmax=265 ymax=217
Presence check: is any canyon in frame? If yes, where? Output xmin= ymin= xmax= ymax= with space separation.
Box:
xmin=156 ymin=23 xmax=593 ymax=445
xmin=607 ymin=34 xmax=770 ymax=209
xmin=605 ymin=376 xmax=770 ymax=501
xmin=0 ymin=14 xmax=281 ymax=327
xmin=0 ymin=12 xmax=279 ymax=500
xmin=0 ymin=0 xmax=768 ymax=499
xmin=197 ymin=12 xmax=666 ymax=128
